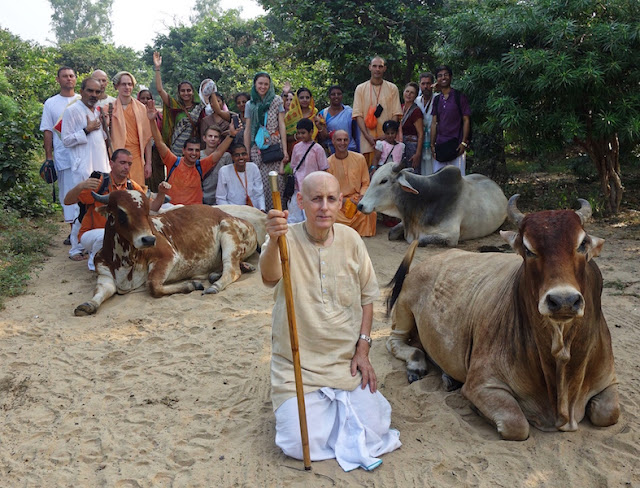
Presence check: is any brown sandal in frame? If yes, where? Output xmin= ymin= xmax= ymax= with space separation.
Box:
xmin=69 ymin=254 xmax=87 ymax=261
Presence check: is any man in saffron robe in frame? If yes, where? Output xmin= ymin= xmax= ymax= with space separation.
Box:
xmin=327 ymin=130 xmax=377 ymax=237
xmin=110 ymin=71 xmax=152 ymax=186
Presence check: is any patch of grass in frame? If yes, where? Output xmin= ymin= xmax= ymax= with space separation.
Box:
xmin=0 ymin=208 xmax=57 ymax=309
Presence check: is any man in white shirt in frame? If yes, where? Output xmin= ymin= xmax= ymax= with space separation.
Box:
xmin=39 ymin=66 xmax=80 ymax=244
xmin=216 ymin=143 xmax=265 ymax=211
xmin=62 ymin=77 xmax=111 ymax=260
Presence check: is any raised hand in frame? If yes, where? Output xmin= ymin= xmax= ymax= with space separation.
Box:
xmin=153 ymin=51 xmax=162 ymax=69
xmin=145 ymin=100 xmax=157 ymax=120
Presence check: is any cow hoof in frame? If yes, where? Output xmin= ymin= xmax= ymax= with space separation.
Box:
xmin=208 ymin=272 xmax=222 ymax=283
xmin=442 ymin=373 xmax=463 ymax=391
xmin=388 ymin=224 xmax=404 ymax=241
xmin=240 ymin=262 xmax=256 ymax=273
xmin=74 ymin=302 xmax=97 ymax=316
xmin=407 ymin=369 xmax=427 ymax=384
xmin=193 ymin=281 xmax=205 ymax=291
xmin=203 ymin=285 xmax=220 ymax=295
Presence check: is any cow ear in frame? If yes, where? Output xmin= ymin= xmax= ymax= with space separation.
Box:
xmin=500 ymin=230 xmax=519 ymax=250
xmin=587 ymin=235 xmax=604 ymax=260
xmin=397 ymin=174 xmax=419 ymax=194
xmin=96 ymin=205 xmax=109 ymax=217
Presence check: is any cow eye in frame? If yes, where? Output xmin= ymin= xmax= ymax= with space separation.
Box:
xmin=380 ymin=178 xmax=388 ymax=184
xmin=524 ymin=245 xmax=536 ymax=258
xmin=578 ymin=237 xmax=589 ymax=253
xmin=118 ymin=209 xmax=128 ymax=225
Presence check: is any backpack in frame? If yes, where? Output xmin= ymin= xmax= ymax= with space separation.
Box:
xmin=166 ymin=157 xmax=203 ymax=182
xmin=433 ymin=89 xmax=472 ymax=145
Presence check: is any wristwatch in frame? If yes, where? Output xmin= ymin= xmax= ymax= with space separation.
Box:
xmin=358 ymin=334 xmax=372 ymax=346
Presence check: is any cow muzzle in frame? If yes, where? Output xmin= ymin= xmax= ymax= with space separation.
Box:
xmin=134 ymin=235 xmax=157 ymax=249
xmin=539 ymin=286 xmax=585 ymax=320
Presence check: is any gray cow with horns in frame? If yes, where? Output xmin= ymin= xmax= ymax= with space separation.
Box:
xmin=358 ymin=164 xmax=507 ymax=246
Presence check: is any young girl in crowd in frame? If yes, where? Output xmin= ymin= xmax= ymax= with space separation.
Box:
xmin=283 ymin=118 xmax=329 ymax=223
xmin=373 ymin=120 xmax=405 ymax=169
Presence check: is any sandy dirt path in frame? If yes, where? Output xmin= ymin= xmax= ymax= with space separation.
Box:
xmin=1 ymin=214 xmax=638 ymax=487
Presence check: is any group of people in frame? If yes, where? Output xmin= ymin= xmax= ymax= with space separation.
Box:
xmin=39 ymin=54 xmax=471 ymax=471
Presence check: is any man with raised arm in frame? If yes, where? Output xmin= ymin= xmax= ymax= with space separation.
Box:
xmin=145 ymin=100 xmax=238 ymax=205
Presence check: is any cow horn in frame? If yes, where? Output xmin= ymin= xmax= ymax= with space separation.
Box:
xmin=91 ymin=192 xmax=110 ymax=204
xmin=391 ymin=163 xmax=403 ymax=174
xmin=575 ymin=198 xmax=592 ymax=224
xmin=507 ymin=194 xmax=525 ymax=226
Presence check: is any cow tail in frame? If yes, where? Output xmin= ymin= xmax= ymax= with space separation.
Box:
xmin=386 ymin=240 xmax=419 ymax=317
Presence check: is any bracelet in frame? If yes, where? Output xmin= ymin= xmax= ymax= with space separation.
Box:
xmin=358 ymin=334 xmax=372 ymax=346
xmin=461 ymin=141 xmax=468 ymax=148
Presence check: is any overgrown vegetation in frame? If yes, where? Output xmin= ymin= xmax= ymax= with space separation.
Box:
xmin=0 ymin=209 xmax=57 ymax=309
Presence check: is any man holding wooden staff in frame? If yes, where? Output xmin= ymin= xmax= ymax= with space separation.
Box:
xmin=259 ymin=171 xmax=401 ymax=471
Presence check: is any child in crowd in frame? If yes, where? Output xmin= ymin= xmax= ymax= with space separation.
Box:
xmin=282 ymin=118 xmax=329 ymax=223
xmin=373 ymin=120 xmax=405 ymax=168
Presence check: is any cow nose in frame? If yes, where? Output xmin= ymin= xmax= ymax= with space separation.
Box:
xmin=545 ymin=291 xmax=584 ymax=316
xmin=141 ymin=236 xmax=156 ymax=247
xmin=357 ymin=203 xmax=363 ymax=211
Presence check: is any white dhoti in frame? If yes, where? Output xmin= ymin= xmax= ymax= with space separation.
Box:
xmin=275 ymin=385 xmax=401 ymax=471
xmin=80 ymin=228 xmax=104 ymax=271
xmin=433 ymin=152 xmax=466 ymax=176
xmin=57 ymin=168 xmax=79 ymax=223
xmin=69 ymin=216 xmax=84 ymax=258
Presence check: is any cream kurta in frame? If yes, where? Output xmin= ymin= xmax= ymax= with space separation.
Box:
xmin=268 ymin=223 xmax=380 ymax=411
xmin=352 ymin=80 xmax=403 ymax=154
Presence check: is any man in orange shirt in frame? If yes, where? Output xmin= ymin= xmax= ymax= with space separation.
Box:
xmin=64 ymin=148 xmax=166 ymax=271
xmin=145 ymin=100 xmax=238 ymax=205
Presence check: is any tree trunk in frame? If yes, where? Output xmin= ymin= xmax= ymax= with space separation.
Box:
xmin=576 ymin=133 xmax=623 ymax=214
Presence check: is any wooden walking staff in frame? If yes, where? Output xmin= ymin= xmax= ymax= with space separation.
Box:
xmin=268 ymin=170 xmax=311 ymax=470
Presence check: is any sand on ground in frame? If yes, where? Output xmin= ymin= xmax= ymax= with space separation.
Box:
xmin=1 ymin=213 xmax=639 ymax=487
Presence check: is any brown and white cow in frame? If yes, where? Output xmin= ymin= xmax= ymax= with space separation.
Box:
xmin=74 ymin=190 xmax=258 ymax=316
xmin=386 ymin=195 xmax=619 ymax=440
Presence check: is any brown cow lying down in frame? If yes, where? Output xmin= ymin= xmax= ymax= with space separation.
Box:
xmin=387 ymin=195 xmax=619 ymax=440
xmin=74 ymin=190 xmax=258 ymax=316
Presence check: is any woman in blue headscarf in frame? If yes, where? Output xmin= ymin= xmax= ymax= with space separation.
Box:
xmin=243 ymin=72 xmax=288 ymax=210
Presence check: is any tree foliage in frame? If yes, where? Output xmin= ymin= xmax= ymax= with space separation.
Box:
xmin=56 ymin=36 xmax=150 ymax=92
xmin=258 ymin=0 xmax=440 ymax=94
xmin=48 ymin=0 xmax=113 ymax=44
xmin=0 ymin=30 xmax=58 ymax=216
xmin=145 ymin=10 xmax=334 ymax=109
xmin=190 ymin=0 xmax=222 ymax=24
xmin=434 ymin=0 xmax=640 ymax=212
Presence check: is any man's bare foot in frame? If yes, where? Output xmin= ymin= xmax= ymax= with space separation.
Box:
xmin=69 ymin=254 xmax=87 ymax=261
